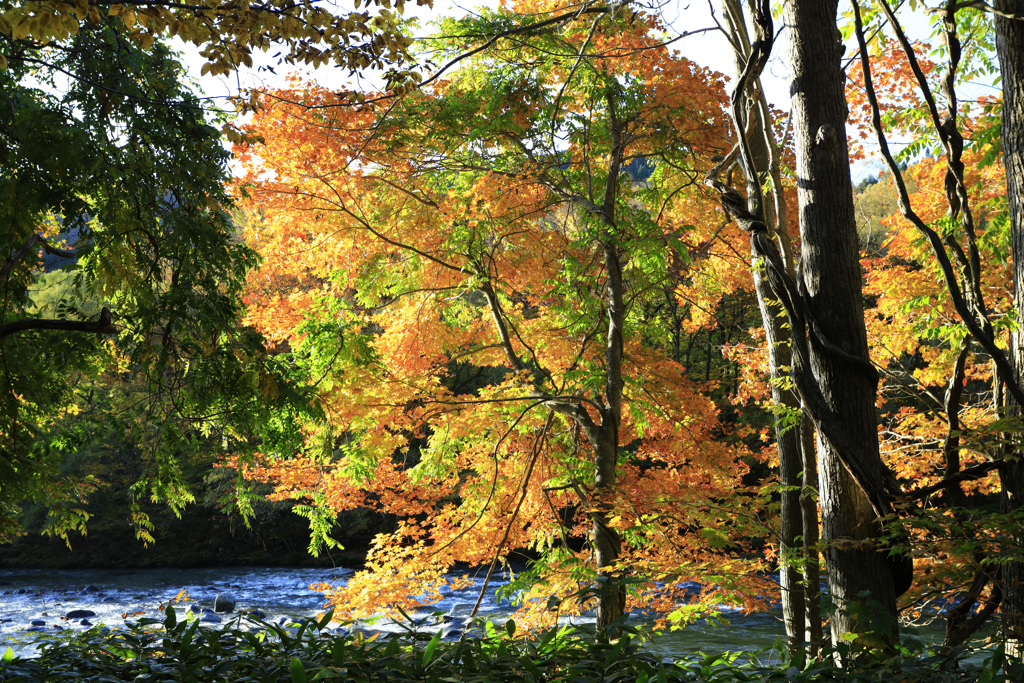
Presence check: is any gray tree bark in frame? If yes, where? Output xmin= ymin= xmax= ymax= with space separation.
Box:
xmin=782 ymin=0 xmax=899 ymax=644
xmin=718 ymin=0 xmax=812 ymax=654
xmin=994 ymin=1 xmax=1024 ymax=659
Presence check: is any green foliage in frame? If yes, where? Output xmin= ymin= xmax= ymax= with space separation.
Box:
xmin=0 ymin=21 xmax=313 ymax=542
xmin=0 ymin=610 xmax=1020 ymax=683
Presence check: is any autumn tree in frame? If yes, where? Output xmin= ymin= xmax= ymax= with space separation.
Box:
xmin=237 ymin=2 xmax=776 ymax=635
xmin=860 ymin=153 xmax=1009 ymax=647
xmin=845 ymin=0 xmax=1024 ymax=653
xmin=780 ymin=0 xmax=905 ymax=644
xmin=696 ymin=0 xmax=904 ymax=648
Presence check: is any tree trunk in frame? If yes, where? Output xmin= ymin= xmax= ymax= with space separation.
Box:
xmin=590 ymin=422 xmax=624 ymax=635
xmin=719 ymin=0 xmax=817 ymax=652
xmin=994 ymin=2 xmax=1024 ymax=659
xmin=757 ymin=268 xmax=807 ymax=654
xmin=587 ymin=236 xmax=627 ymax=637
xmin=782 ymin=0 xmax=899 ymax=645
xmin=589 ymin=90 xmax=629 ymax=636
xmin=800 ymin=413 xmax=824 ymax=652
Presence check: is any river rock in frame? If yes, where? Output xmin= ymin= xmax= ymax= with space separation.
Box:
xmin=214 ymin=593 xmax=236 ymax=613
xmin=80 ymin=619 xmax=92 ymax=627
xmin=81 ymin=585 xmax=100 ymax=594
xmin=201 ymin=614 xmax=222 ymax=624
xmin=30 ymin=620 xmax=46 ymax=626
xmin=65 ymin=609 xmax=96 ymax=619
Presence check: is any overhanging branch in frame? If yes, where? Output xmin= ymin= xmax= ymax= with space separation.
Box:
xmin=0 ymin=307 xmax=117 ymax=339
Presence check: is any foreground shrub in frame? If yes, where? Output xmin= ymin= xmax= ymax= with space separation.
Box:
xmin=1 ymin=608 xmax=1021 ymax=682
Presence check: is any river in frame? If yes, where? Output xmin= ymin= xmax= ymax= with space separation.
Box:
xmin=0 ymin=566 xmax=937 ymax=661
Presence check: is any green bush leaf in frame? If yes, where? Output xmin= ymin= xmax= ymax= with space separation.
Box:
xmin=422 ymin=629 xmax=442 ymax=667
xmin=164 ymin=605 xmax=177 ymax=630
xmin=290 ymin=656 xmax=307 ymax=683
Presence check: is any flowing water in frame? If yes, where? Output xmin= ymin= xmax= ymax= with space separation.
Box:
xmin=0 ymin=566 xmax=941 ymax=661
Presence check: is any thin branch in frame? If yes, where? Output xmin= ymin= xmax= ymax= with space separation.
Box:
xmin=469 ymin=410 xmax=555 ymax=620
xmin=417 ymin=3 xmax=617 ymax=91
xmin=939 ymin=1 xmax=1024 ymax=19
xmin=550 ymin=13 xmax=602 ymax=150
xmin=1 ymin=234 xmax=75 ymax=284
xmin=942 ymin=344 xmax=970 ymax=504
xmin=851 ymin=0 xmax=1024 ymax=407
xmin=901 ymin=459 xmax=1002 ymax=500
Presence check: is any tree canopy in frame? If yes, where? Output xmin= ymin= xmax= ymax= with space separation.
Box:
xmin=4 ymin=0 xmax=1024 ymax=658
xmin=0 ymin=0 xmax=428 ymax=83
xmin=234 ymin=4 xmax=780 ymax=629
xmin=0 ymin=20 xmax=309 ymax=542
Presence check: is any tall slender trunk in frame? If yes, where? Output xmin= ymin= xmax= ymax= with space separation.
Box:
xmin=994 ymin=2 xmax=1024 ymax=658
xmin=587 ymin=240 xmax=627 ymax=636
xmin=783 ymin=0 xmax=899 ymax=644
xmin=756 ymin=270 xmax=807 ymax=652
xmin=718 ymin=0 xmax=816 ymax=652
xmin=800 ymin=413 xmax=823 ymax=652
xmin=590 ymin=424 xmax=624 ymax=634
xmin=589 ymin=90 xmax=628 ymax=637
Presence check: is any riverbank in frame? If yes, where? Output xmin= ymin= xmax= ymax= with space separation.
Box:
xmin=0 ymin=504 xmax=370 ymax=570
xmin=3 ymin=608 xmax=1016 ymax=683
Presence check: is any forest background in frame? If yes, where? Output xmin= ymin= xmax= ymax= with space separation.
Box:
xmin=2 ymin=0 xmax=1023 ymax=661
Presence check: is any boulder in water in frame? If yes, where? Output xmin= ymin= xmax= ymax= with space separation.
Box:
xmin=214 ymin=593 xmax=236 ymax=613
xmin=30 ymin=620 xmax=46 ymax=626
xmin=65 ymin=609 xmax=96 ymax=619
xmin=201 ymin=614 xmax=222 ymax=624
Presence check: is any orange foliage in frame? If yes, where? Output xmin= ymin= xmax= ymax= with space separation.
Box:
xmin=864 ymin=151 xmax=1010 ymax=499
xmin=858 ymin=146 xmax=1010 ymax=613
xmin=234 ymin=6 xmax=775 ymax=624
xmin=846 ymin=37 xmax=941 ymax=160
